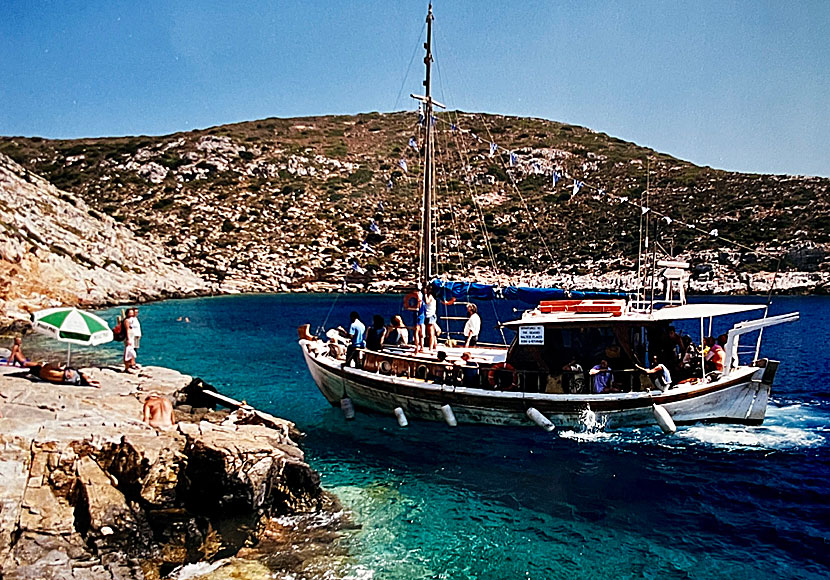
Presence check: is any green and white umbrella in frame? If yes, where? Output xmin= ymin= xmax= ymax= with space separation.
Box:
xmin=31 ymin=307 xmax=113 ymax=364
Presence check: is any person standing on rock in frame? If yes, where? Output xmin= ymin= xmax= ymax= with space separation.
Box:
xmin=124 ymin=308 xmax=142 ymax=373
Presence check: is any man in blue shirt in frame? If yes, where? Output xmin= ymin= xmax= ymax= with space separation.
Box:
xmin=589 ymin=359 xmax=614 ymax=393
xmin=343 ymin=311 xmax=366 ymax=368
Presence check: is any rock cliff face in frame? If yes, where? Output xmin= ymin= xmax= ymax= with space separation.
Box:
xmin=0 ymin=366 xmax=326 ymax=579
xmin=0 ymin=153 xmax=211 ymax=331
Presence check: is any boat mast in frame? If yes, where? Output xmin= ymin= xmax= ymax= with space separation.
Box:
xmin=411 ymin=4 xmax=445 ymax=291
xmin=421 ymin=4 xmax=435 ymax=290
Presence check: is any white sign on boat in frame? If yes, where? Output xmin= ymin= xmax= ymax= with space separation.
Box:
xmin=519 ymin=325 xmax=544 ymax=345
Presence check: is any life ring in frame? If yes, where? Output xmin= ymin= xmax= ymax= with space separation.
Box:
xmin=403 ymin=291 xmax=421 ymax=311
xmin=487 ymin=362 xmax=517 ymax=390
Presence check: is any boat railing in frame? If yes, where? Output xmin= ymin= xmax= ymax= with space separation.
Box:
xmin=355 ymin=349 xmax=652 ymax=394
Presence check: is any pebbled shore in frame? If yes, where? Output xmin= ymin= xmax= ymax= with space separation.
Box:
xmin=0 ymin=365 xmax=332 ymax=580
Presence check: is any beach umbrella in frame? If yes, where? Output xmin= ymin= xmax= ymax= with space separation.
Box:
xmin=31 ymin=307 xmax=113 ymax=364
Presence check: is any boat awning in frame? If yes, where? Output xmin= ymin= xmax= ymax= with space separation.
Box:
xmin=431 ymin=279 xmax=626 ymax=306
xmin=650 ymin=303 xmax=765 ymax=320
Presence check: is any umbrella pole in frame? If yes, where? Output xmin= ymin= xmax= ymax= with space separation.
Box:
xmin=67 ymin=343 xmax=71 ymax=366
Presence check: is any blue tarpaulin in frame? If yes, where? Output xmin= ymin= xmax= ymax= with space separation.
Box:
xmin=431 ymin=279 xmax=626 ymax=306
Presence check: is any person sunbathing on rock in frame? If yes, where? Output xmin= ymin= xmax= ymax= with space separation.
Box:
xmin=143 ymin=394 xmax=176 ymax=429
xmin=29 ymin=362 xmax=100 ymax=387
xmin=7 ymin=337 xmax=37 ymax=367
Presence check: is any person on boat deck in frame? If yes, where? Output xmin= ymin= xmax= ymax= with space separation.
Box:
xmin=589 ymin=359 xmax=614 ymax=393
xmin=463 ymin=303 xmax=481 ymax=347
xmin=456 ymin=351 xmax=480 ymax=388
xmin=703 ymin=336 xmax=724 ymax=374
xmin=423 ymin=285 xmax=438 ymax=351
xmin=385 ymin=315 xmax=409 ymax=346
xmin=562 ymin=358 xmax=585 ymax=393
xmin=428 ymin=350 xmax=451 ymax=384
xmin=636 ymin=355 xmax=673 ymax=391
xmin=366 ymin=315 xmax=387 ymax=351
xmin=7 ymin=337 xmax=37 ymax=367
xmin=413 ymin=289 xmax=427 ymax=353
xmin=340 ymin=311 xmax=366 ymax=367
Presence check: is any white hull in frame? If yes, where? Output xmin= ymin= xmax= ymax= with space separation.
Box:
xmin=300 ymin=340 xmax=773 ymax=430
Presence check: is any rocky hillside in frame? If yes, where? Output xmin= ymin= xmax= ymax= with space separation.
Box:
xmin=1 ymin=112 xmax=828 ymax=294
xmin=0 ymin=153 xmax=209 ymax=330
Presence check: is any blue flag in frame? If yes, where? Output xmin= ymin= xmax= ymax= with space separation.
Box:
xmin=387 ymin=179 xmax=393 ymax=189
xmin=398 ymin=159 xmax=408 ymax=173
xmin=451 ymin=123 xmax=458 ymax=133
xmin=369 ymin=221 xmax=380 ymax=234
xmin=553 ymin=171 xmax=561 ymax=186
xmin=408 ymin=137 xmax=419 ymax=151
xmin=489 ymin=142 xmax=498 ymax=156
xmin=572 ymin=180 xmax=583 ymax=195
xmin=418 ymin=112 xmax=425 ymax=126
xmin=510 ymin=152 xmax=517 ymax=167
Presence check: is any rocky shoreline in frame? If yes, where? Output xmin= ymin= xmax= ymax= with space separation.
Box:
xmin=0 ymin=365 xmax=341 ymax=580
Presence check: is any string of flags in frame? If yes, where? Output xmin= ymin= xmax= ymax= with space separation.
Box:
xmin=353 ymin=107 xmax=763 ymax=276
xmin=423 ymin=112 xmax=761 ymax=254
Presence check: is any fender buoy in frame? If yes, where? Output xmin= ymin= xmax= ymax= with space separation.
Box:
xmin=403 ymin=291 xmax=421 ymax=311
xmin=444 ymin=297 xmax=456 ymax=305
xmin=487 ymin=362 xmax=517 ymax=389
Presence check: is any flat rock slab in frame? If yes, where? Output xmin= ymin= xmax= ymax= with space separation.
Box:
xmin=0 ymin=365 xmax=321 ymax=579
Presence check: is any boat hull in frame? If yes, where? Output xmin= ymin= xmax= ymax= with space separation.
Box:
xmin=300 ymin=340 xmax=773 ymax=429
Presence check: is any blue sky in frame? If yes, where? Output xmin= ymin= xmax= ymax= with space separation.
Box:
xmin=1 ymin=1 xmax=827 ymax=177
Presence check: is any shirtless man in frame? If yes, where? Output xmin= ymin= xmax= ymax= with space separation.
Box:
xmin=143 ymin=395 xmax=176 ymax=429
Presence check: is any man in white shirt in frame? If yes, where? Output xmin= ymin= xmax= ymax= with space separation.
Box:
xmin=463 ymin=303 xmax=481 ymax=347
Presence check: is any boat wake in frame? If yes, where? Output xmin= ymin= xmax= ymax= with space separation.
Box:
xmin=674 ymin=423 xmax=825 ymax=450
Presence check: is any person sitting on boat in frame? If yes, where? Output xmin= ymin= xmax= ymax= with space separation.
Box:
xmin=366 ymin=315 xmax=387 ymax=351
xmin=428 ymin=350 xmax=452 ymax=384
xmin=635 ymin=355 xmax=673 ymax=391
xmin=339 ymin=311 xmax=366 ymax=368
xmin=385 ymin=315 xmax=409 ymax=346
xmin=703 ymin=336 xmax=725 ymax=375
xmin=455 ymin=351 xmax=480 ymax=388
xmin=463 ymin=303 xmax=481 ymax=347
xmin=562 ymin=358 xmax=586 ymax=393
xmin=589 ymin=359 xmax=614 ymax=393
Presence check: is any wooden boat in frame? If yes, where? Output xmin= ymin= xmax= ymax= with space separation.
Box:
xmin=299 ymin=5 xmax=798 ymax=432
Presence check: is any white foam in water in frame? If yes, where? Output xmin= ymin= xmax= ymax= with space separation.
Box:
xmin=677 ymin=423 xmax=825 ymax=450
xmin=558 ymin=408 xmax=616 ymax=442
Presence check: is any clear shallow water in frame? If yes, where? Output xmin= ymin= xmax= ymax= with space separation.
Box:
xmin=38 ymin=295 xmax=830 ymax=578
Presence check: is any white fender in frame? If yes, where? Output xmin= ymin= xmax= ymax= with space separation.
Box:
xmin=526 ymin=407 xmax=555 ymax=432
xmin=394 ymin=407 xmax=409 ymax=427
xmin=652 ymin=404 xmax=676 ymax=434
xmin=340 ymin=397 xmax=355 ymax=420
xmin=441 ymin=404 xmax=458 ymax=427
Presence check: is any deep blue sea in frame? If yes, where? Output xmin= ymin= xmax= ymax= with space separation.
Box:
xmin=34 ymin=294 xmax=829 ymax=579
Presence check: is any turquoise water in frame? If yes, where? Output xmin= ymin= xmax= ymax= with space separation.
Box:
xmin=39 ymin=295 xmax=830 ymax=579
